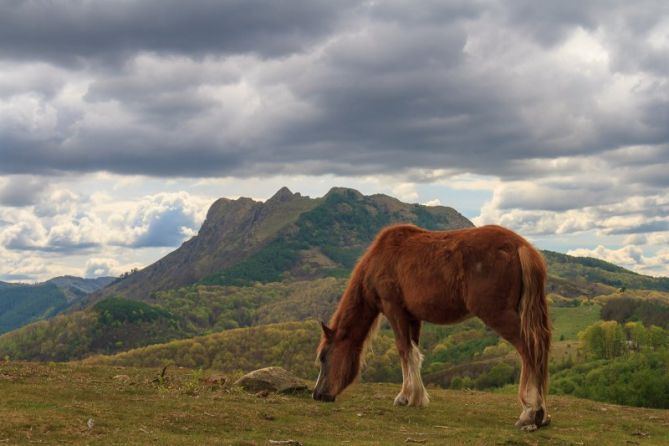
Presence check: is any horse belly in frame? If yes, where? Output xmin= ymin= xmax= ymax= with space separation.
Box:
xmin=403 ymin=289 xmax=470 ymax=325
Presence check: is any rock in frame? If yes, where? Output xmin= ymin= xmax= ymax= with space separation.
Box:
xmin=234 ymin=367 xmax=308 ymax=394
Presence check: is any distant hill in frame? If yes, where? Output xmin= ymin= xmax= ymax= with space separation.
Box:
xmin=91 ymin=187 xmax=473 ymax=303
xmin=2 ymin=186 xmax=669 ymax=367
xmin=0 ymin=278 xmax=347 ymax=362
xmin=46 ymin=276 xmax=116 ymax=300
xmin=0 ymin=276 xmax=114 ymax=334
xmin=544 ymin=250 xmax=669 ymax=294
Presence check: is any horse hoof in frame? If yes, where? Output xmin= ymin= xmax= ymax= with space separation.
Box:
xmin=394 ymin=393 xmax=409 ymax=406
xmin=540 ymin=414 xmax=551 ymax=427
xmin=515 ymin=410 xmax=551 ymax=431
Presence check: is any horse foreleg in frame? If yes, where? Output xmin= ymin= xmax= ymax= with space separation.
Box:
xmin=385 ymin=308 xmax=429 ymax=407
xmin=404 ymin=340 xmax=429 ymax=407
xmin=395 ymin=360 xmax=409 ymax=406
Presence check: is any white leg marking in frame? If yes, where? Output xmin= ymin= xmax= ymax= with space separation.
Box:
xmin=406 ymin=342 xmax=429 ymax=407
xmin=394 ymin=360 xmax=409 ymax=406
xmin=516 ymin=375 xmax=548 ymax=429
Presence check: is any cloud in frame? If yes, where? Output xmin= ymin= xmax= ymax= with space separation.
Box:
xmin=391 ymin=183 xmax=419 ymax=203
xmin=0 ymin=0 xmax=357 ymax=66
xmin=606 ymin=220 xmax=669 ymax=235
xmin=0 ymin=1 xmax=667 ymax=279
xmin=84 ymin=258 xmax=138 ymax=278
xmin=0 ymin=175 xmax=48 ymax=207
xmin=0 ymin=0 xmax=666 ymax=182
xmin=0 ymin=188 xmax=208 ymax=254
xmin=568 ymin=245 xmax=669 ymax=277
xmin=0 ymin=245 xmax=81 ymax=283
xmin=126 ymin=193 xmax=207 ymax=248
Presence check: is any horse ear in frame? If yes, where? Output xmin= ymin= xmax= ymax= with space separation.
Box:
xmin=320 ymin=321 xmax=335 ymax=339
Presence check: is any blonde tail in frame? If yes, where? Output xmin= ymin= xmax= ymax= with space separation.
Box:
xmin=518 ymin=245 xmax=551 ymax=399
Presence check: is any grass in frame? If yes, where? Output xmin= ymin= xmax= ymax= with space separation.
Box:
xmin=551 ymin=304 xmax=602 ymax=340
xmin=1 ymin=362 xmax=668 ymax=445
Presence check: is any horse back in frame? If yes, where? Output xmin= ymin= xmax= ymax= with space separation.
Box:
xmin=361 ymin=224 xmax=533 ymax=324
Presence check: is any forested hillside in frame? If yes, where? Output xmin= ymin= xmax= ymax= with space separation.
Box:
xmin=0 ymin=276 xmax=114 ymax=334
xmin=0 ymin=279 xmax=346 ymax=361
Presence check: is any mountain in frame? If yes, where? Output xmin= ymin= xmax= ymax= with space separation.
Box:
xmin=92 ymin=186 xmax=473 ymax=302
xmin=0 ymin=276 xmax=115 ymax=334
xmin=2 ymin=186 xmax=669 ymax=367
xmin=46 ymin=275 xmax=115 ymax=301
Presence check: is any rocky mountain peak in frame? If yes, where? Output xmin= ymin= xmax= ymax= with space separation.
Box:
xmin=267 ymin=186 xmax=299 ymax=204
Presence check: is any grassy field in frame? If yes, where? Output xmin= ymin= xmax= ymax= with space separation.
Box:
xmin=551 ymin=304 xmax=602 ymax=340
xmin=1 ymin=362 xmax=668 ymax=445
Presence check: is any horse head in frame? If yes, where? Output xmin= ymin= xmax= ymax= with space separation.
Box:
xmin=313 ymin=321 xmax=360 ymax=402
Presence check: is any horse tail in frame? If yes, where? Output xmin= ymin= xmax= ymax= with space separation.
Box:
xmin=517 ymin=244 xmax=551 ymax=397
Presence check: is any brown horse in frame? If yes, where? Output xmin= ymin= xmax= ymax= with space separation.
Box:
xmin=313 ymin=224 xmax=551 ymax=430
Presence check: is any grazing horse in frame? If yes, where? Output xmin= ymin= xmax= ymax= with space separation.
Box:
xmin=313 ymin=224 xmax=551 ymax=430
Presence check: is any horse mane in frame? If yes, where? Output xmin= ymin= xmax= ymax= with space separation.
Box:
xmin=319 ymin=251 xmax=381 ymax=387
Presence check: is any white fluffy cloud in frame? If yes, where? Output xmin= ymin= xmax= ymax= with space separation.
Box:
xmin=84 ymin=258 xmax=141 ymax=278
xmin=0 ymin=182 xmax=211 ymax=281
xmin=568 ymin=245 xmax=669 ymax=277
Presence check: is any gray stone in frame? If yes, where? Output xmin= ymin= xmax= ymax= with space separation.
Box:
xmin=234 ymin=367 xmax=309 ymax=394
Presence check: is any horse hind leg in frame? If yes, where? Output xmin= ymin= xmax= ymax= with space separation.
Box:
xmin=478 ymin=310 xmax=549 ymax=430
xmin=515 ymin=348 xmax=550 ymax=431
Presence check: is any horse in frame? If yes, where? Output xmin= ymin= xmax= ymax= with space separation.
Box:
xmin=313 ymin=224 xmax=551 ymax=430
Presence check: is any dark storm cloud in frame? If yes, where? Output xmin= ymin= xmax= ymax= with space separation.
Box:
xmin=607 ymin=221 xmax=669 ymax=235
xmin=0 ymin=176 xmax=48 ymax=207
xmin=0 ymin=0 xmax=667 ymax=186
xmin=500 ymin=0 xmax=601 ymax=46
xmin=0 ymin=0 xmax=358 ymax=66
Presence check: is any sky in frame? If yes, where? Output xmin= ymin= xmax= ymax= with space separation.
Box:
xmin=0 ymin=0 xmax=668 ymax=282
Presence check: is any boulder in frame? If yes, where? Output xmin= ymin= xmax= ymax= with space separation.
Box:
xmin=234 ymin=367 xmax=309 ymax=394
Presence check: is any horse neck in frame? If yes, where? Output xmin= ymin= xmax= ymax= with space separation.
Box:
xmin=331 ymin=273 xmax=379 ymax=350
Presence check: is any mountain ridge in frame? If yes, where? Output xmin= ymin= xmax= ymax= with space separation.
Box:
xmin=91 ymin=186 xmax=473 ymax=303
